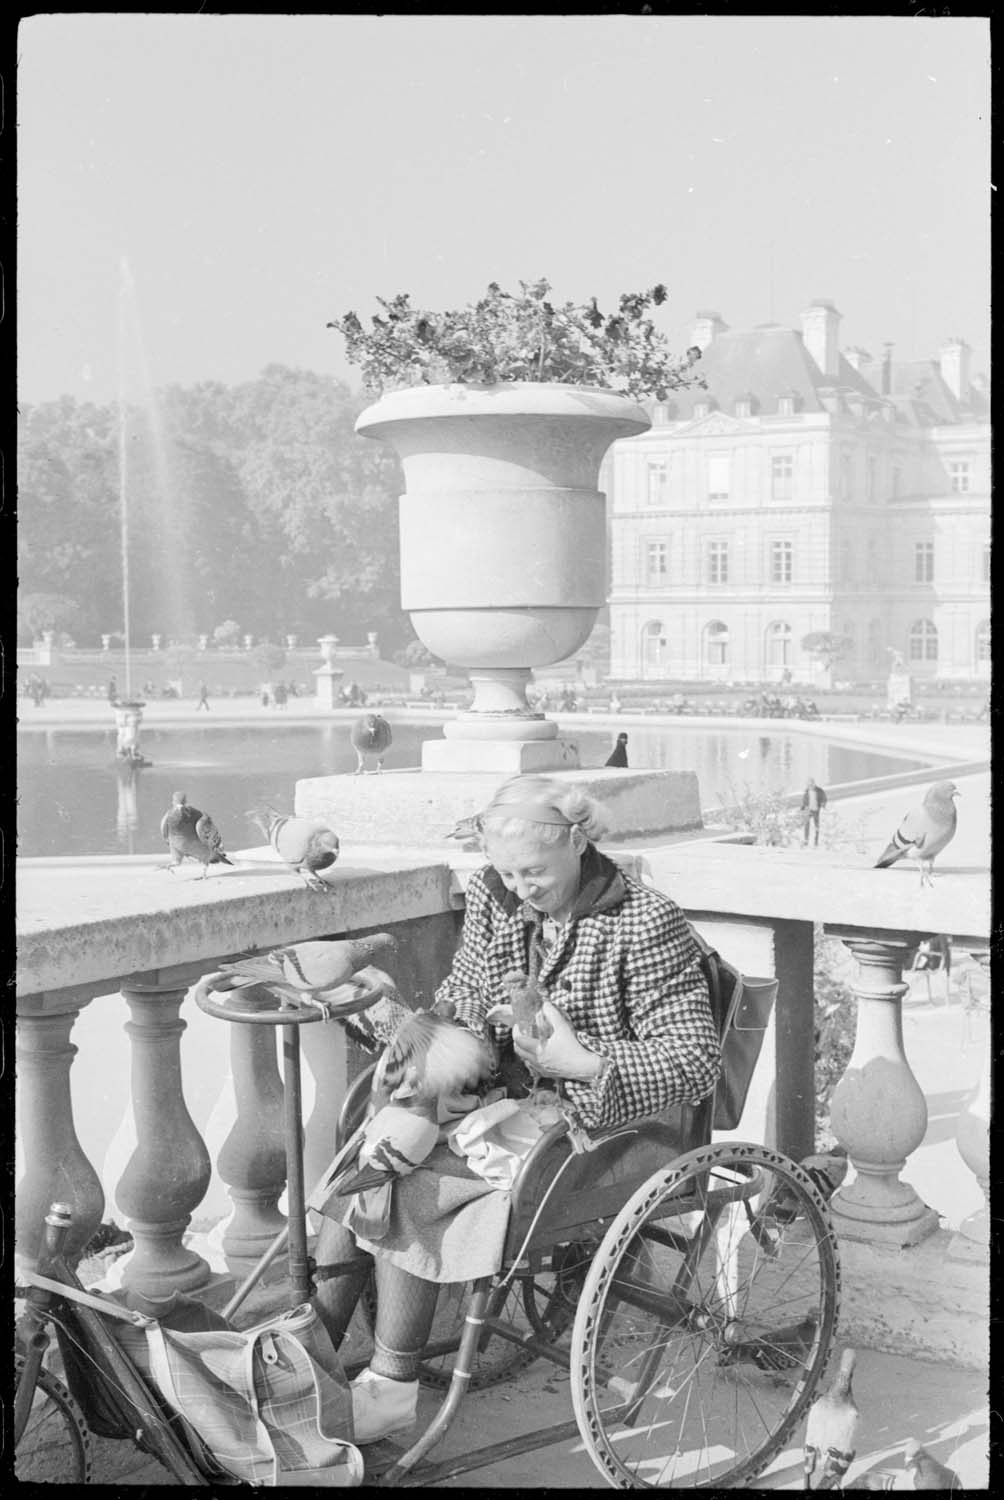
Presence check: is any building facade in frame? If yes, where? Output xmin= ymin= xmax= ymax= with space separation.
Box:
xmin=607 ymin=303 xmax=990 ymax=684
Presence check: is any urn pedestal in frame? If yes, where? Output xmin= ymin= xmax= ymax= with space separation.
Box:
xmin=356 ymin=382 xmax=650 ymax=772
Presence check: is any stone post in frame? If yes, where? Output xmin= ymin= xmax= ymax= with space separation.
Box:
xmin=151 ymin=634 xmax=162 ymax=651
xmin=198 ymin=634 xmax=209 ymax=651
xmin=953 ymin=952 xmax=990 ymax=1247
xmin=314 ymin=634 xmax=345 ymax=710
xmin=101 ymin=634 xmax=112 ymax=651
xmin=15 ymin=1008 xmax=105 ymax=1268
xmin=244 ymin=634 xmax=255 ymax=651
xmin=216 ymin=992 xmax=288 ymax=1266
xmin=115 ymin=984 xmax=213 ymax=1294
xmin=828 ymin=937 xmax=940 ymax=1245
xmin=286 ymin=634 xmax=299 ymax=650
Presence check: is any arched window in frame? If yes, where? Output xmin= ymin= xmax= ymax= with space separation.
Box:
xmin=704 ymin=620 xmax=729 ymax=666
xmin=908 ymin=619 xmax=938 ymax=663
xmin=765 ymin=621 xmax=792 ymax=667
xmin=975 ymin=619 xmax=990 ymax=664
xmin=642 ymin=620 xmax=668 ymax=675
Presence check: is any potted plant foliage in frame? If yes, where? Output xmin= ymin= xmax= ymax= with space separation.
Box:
xmin=328 ymin=280 xmax=703 ymax=771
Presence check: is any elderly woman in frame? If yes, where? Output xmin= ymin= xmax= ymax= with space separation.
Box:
xmin=313 ymin=774 xmax=721 ymax=1443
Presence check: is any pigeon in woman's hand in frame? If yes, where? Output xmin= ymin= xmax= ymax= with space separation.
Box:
xmin=216 ymin=934 xmax=397 ymax=1017
xmin=803 ymin=1347 xmax=859 ymax=1489
xmin=874 ymin=782 xmax=959 ymax=887
xmin=160 ymin=792 xmax=233 ymax=878
xmin=350 ymin=713 xmax=393 ymax=774
xmin=248 ymin=803 xmax=340 ymax=890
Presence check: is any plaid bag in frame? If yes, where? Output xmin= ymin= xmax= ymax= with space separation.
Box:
xmin=144 ymin=1301 xmax=363 ymax=1487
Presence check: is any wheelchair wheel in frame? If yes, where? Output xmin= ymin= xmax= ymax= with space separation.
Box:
xmin=570 ymin=1142 xmax=840 ymax=1490
xmin=14 ymin=1353 xmax=93 ymax=1483
xmin=417 ymin=1275 xmax=541 ymax=1390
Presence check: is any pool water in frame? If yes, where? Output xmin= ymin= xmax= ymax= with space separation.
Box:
xmin=17 ymin=721 xmax=928 ymax=858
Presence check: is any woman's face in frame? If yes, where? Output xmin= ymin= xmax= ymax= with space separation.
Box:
xmin=482 ymin=827 xmax=584 ymax=920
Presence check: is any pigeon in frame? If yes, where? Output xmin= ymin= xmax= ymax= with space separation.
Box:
xmin=874 ymin=781 xmax=959 ymax=887
xmin=445 ymin=813 xmax=483 ymax=849
xmin=319 ymin=1009 xmax=492 ymax=1236
xmin=909 ymin=934 xmax=952 ymax=1004
xmin=215 ymin=934 xmax=397 ymax=1018
xmin=903 ymin=1440 xmax=961 ymax=1490
xmin=719 ymin=1312 xmax=818 ymax=1373
xmin=487 ymin=968 xmax=556 ymax=1100
xmin=350 ymin=713 xmax=393 ymax=774
xmin=248 ymin=803 xmax=340 ymax=891
xmin=605 ymin=732 xmax=629 ymax=768
xmin=160 ymin=792 xmax=233 ymax=878
xmin=803 ymin=1347 xmax=859 ymax=1489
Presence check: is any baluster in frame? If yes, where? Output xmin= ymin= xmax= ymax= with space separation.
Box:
xmin=217 ymin=991 xmax=288 ymax=1265
xmin=15 ymin=1007 xmax=105 ymax=1267
xmin=953 ymin=952 xmax=990 ymax=1247
xmin=115 ymin=984 xmax=213 ymax=1295
xmin=828 ymin=937 xmax=940 ymax=1246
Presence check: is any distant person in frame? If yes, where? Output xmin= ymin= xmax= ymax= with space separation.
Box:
xmin=605 ymin=731 xmax=629 ymax=768
xmin=107 ymin=675 xmax=118 ymax=705
xmin=273 ymin=681 xmax=288 ymax=709
xmin=196 ymin=681 xmax=211 ymax=711
xmin=28 ymin=673 xmax=45 ymax=707
xmin=609 ymin=693 xmax=623 ymax=714
xmin=287 ymin=679 xmax=298 ymax=698
xmin=801 ymin=778 xmax=828 ymax=846
xmin=261 ymin=684 xmax=271 ymax=709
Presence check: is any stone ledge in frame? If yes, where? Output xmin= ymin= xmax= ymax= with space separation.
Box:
xmin=835 ymin=1226 xmax=989 ymax=1370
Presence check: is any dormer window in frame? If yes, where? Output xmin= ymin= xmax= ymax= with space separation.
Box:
xmin=694 ymin=401 xmax=710 ymax=419
xmin=778 ymin=389 xmax=801 ymax=416
xmin=734 ymin=392 xmax=759 ymax=418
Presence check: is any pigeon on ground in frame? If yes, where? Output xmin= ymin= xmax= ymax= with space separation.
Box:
xmin=248 ymin=804 xmax=340 ymax=891
xmin=803 ymin=1347 xmax=859 ymax=1489
xmin=350 ymin=713 xmax=393 ymax=774
xmin=319 ymin=1009 xmax=492 ymax=1236
xmin=160 ymin=792 xmax=233 ymax=877
xmin=874 ymin=781 xmax=959 ymax=887
xmin=720 ymin=1313 xmax=819 ymax=1373
xmin=903 ymin=1440 xmax=961 ymax=1490
xmin=215 ymin=934 xmax=397 ymax=1017
xmin=605 ymin=732 xmax=629 ymax=768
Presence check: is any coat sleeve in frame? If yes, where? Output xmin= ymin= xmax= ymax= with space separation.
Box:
xmin=432 ymin=872 xmax=497 ymax=1041
xmin=562 ymin=902 xmax=722 ymax=1133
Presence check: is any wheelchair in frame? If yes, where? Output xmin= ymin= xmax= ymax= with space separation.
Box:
xmin=328 ymin=951 xmax=842 ymax=1489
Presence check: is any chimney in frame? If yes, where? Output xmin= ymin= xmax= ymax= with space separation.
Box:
xmin=938 ymin=339 xmax=971 ymax=402
xmin=844 ymin=346 xmax=872 ymax=373
xmin=881 ymin=342 xmax=894 ymax=396
xmin=690 ymin=309 xmax=728 ymax=350
xmin=800 ymin=300 xmax=842 ymax=378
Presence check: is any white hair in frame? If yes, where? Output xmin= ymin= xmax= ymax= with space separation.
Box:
xmin=477 ymin=774 xmax=609 ymax=846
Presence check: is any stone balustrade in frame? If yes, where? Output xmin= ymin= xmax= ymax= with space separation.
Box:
xmin=15 ymin=840 xmax=991 ymax=1314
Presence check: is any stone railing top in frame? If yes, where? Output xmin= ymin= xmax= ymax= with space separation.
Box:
xmin=17 ymin=836 xmax=990 ymax=1005
xmin=641 ymin=842 xmax=990 ymax=948
xmin=15 ymin=847 xmax=451 ymax=1003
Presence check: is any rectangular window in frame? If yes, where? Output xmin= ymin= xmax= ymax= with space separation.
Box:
xmin=914 ymin=541 xmax=934 ymax=583
xmin=771 ymin=453 xmax=793 ymax=501
xmin=707 ymin=453 xmax=730 ymax=502
xmin=949 ymin=461 xmax=972 ymax=494
xmin=646 ymin=460 xmax=668 ymax=507
xmin=841 ymin=453 xmax=852 ymax=498
xmin=892 ymin=467 xmax=901 ymax=499
xmin=645 ymin=539 xmax=668 ymax=584
xmin=707 ymin=541 xmax=729 ymax=584
xmin=867 ymin=456 xmax=877 ymax=501
xmin=982 ymin=545 xmax=991 ymax=583
xmin=770 ymin=540 xmax=793 ymax=585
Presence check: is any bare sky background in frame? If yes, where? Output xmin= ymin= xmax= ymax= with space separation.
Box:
xmin=16 ymin=14 xmax=991 ymax=409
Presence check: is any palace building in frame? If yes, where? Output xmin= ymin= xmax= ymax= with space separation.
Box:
xmin=605 ymin=301 xmax=990 ymax=684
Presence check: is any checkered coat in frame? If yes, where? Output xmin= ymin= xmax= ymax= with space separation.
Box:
xmin=435 ymin=844 xmax=721 ymax=1133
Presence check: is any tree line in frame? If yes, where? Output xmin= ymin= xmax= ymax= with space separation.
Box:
xmin=17 ymin=365 xmax=410 ymax=651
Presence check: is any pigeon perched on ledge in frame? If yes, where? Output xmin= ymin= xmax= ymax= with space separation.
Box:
xmin=216 ymin=934 xmax=397 ymax=1017
xmin=248 ymin=803 xmax=340 ymax=891
xmin=874 ymin=781 xmax=959 ymax=887
xmin=350 ymin=713 xmax=393 ymax=774
xmin=160 ymin=792 xmax=233 ymax=877
xmin=605 ymin=732 xmax=629 ymax=768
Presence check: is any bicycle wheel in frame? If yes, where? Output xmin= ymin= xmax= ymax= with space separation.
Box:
xmin=570 ymin=1142 xmax=840 ymax=1489
xmin=14 ymin=1353 xmax=93 ymax=1483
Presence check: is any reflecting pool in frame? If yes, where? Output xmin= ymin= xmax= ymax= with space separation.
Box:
xmin=17 ymin=721 xmax=929 ymax=858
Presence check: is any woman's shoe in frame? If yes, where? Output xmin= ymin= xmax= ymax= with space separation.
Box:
xmin=350 ymin=1368 xmax=419 ymax=1444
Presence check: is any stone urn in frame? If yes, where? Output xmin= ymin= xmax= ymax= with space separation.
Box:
xmin=314 ymin=634 xmax=345 ymax=711
xmin=356 ymin=382 xmax=650 ymax=771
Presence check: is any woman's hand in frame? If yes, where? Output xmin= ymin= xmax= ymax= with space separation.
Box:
xmin=512 ymin=1001 xmax=602 ymax=1082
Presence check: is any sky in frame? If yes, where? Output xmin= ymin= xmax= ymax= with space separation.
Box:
xmin=16 ymin=13 xmax=991 ymax=409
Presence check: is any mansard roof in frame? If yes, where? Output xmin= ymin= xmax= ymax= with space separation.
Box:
xmin=669 ymin=325 xmax=882 ymax=419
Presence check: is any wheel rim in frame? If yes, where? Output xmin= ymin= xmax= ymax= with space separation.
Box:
xmin=570 ymin=1143 xmax=840 ymax=1489
xmin=14 ymin=1355 xmax=93 ymax=1483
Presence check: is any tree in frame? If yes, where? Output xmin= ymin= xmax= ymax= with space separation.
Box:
xmin=213 ymin=619 xmax=242 ymax=647
xmin=801 ymin=632 xmax=853 ymax=671
xmin=254 ymin=642 xmax=287 ymax=676
xmin=18 ymin=591 xmax=81 ymax=643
